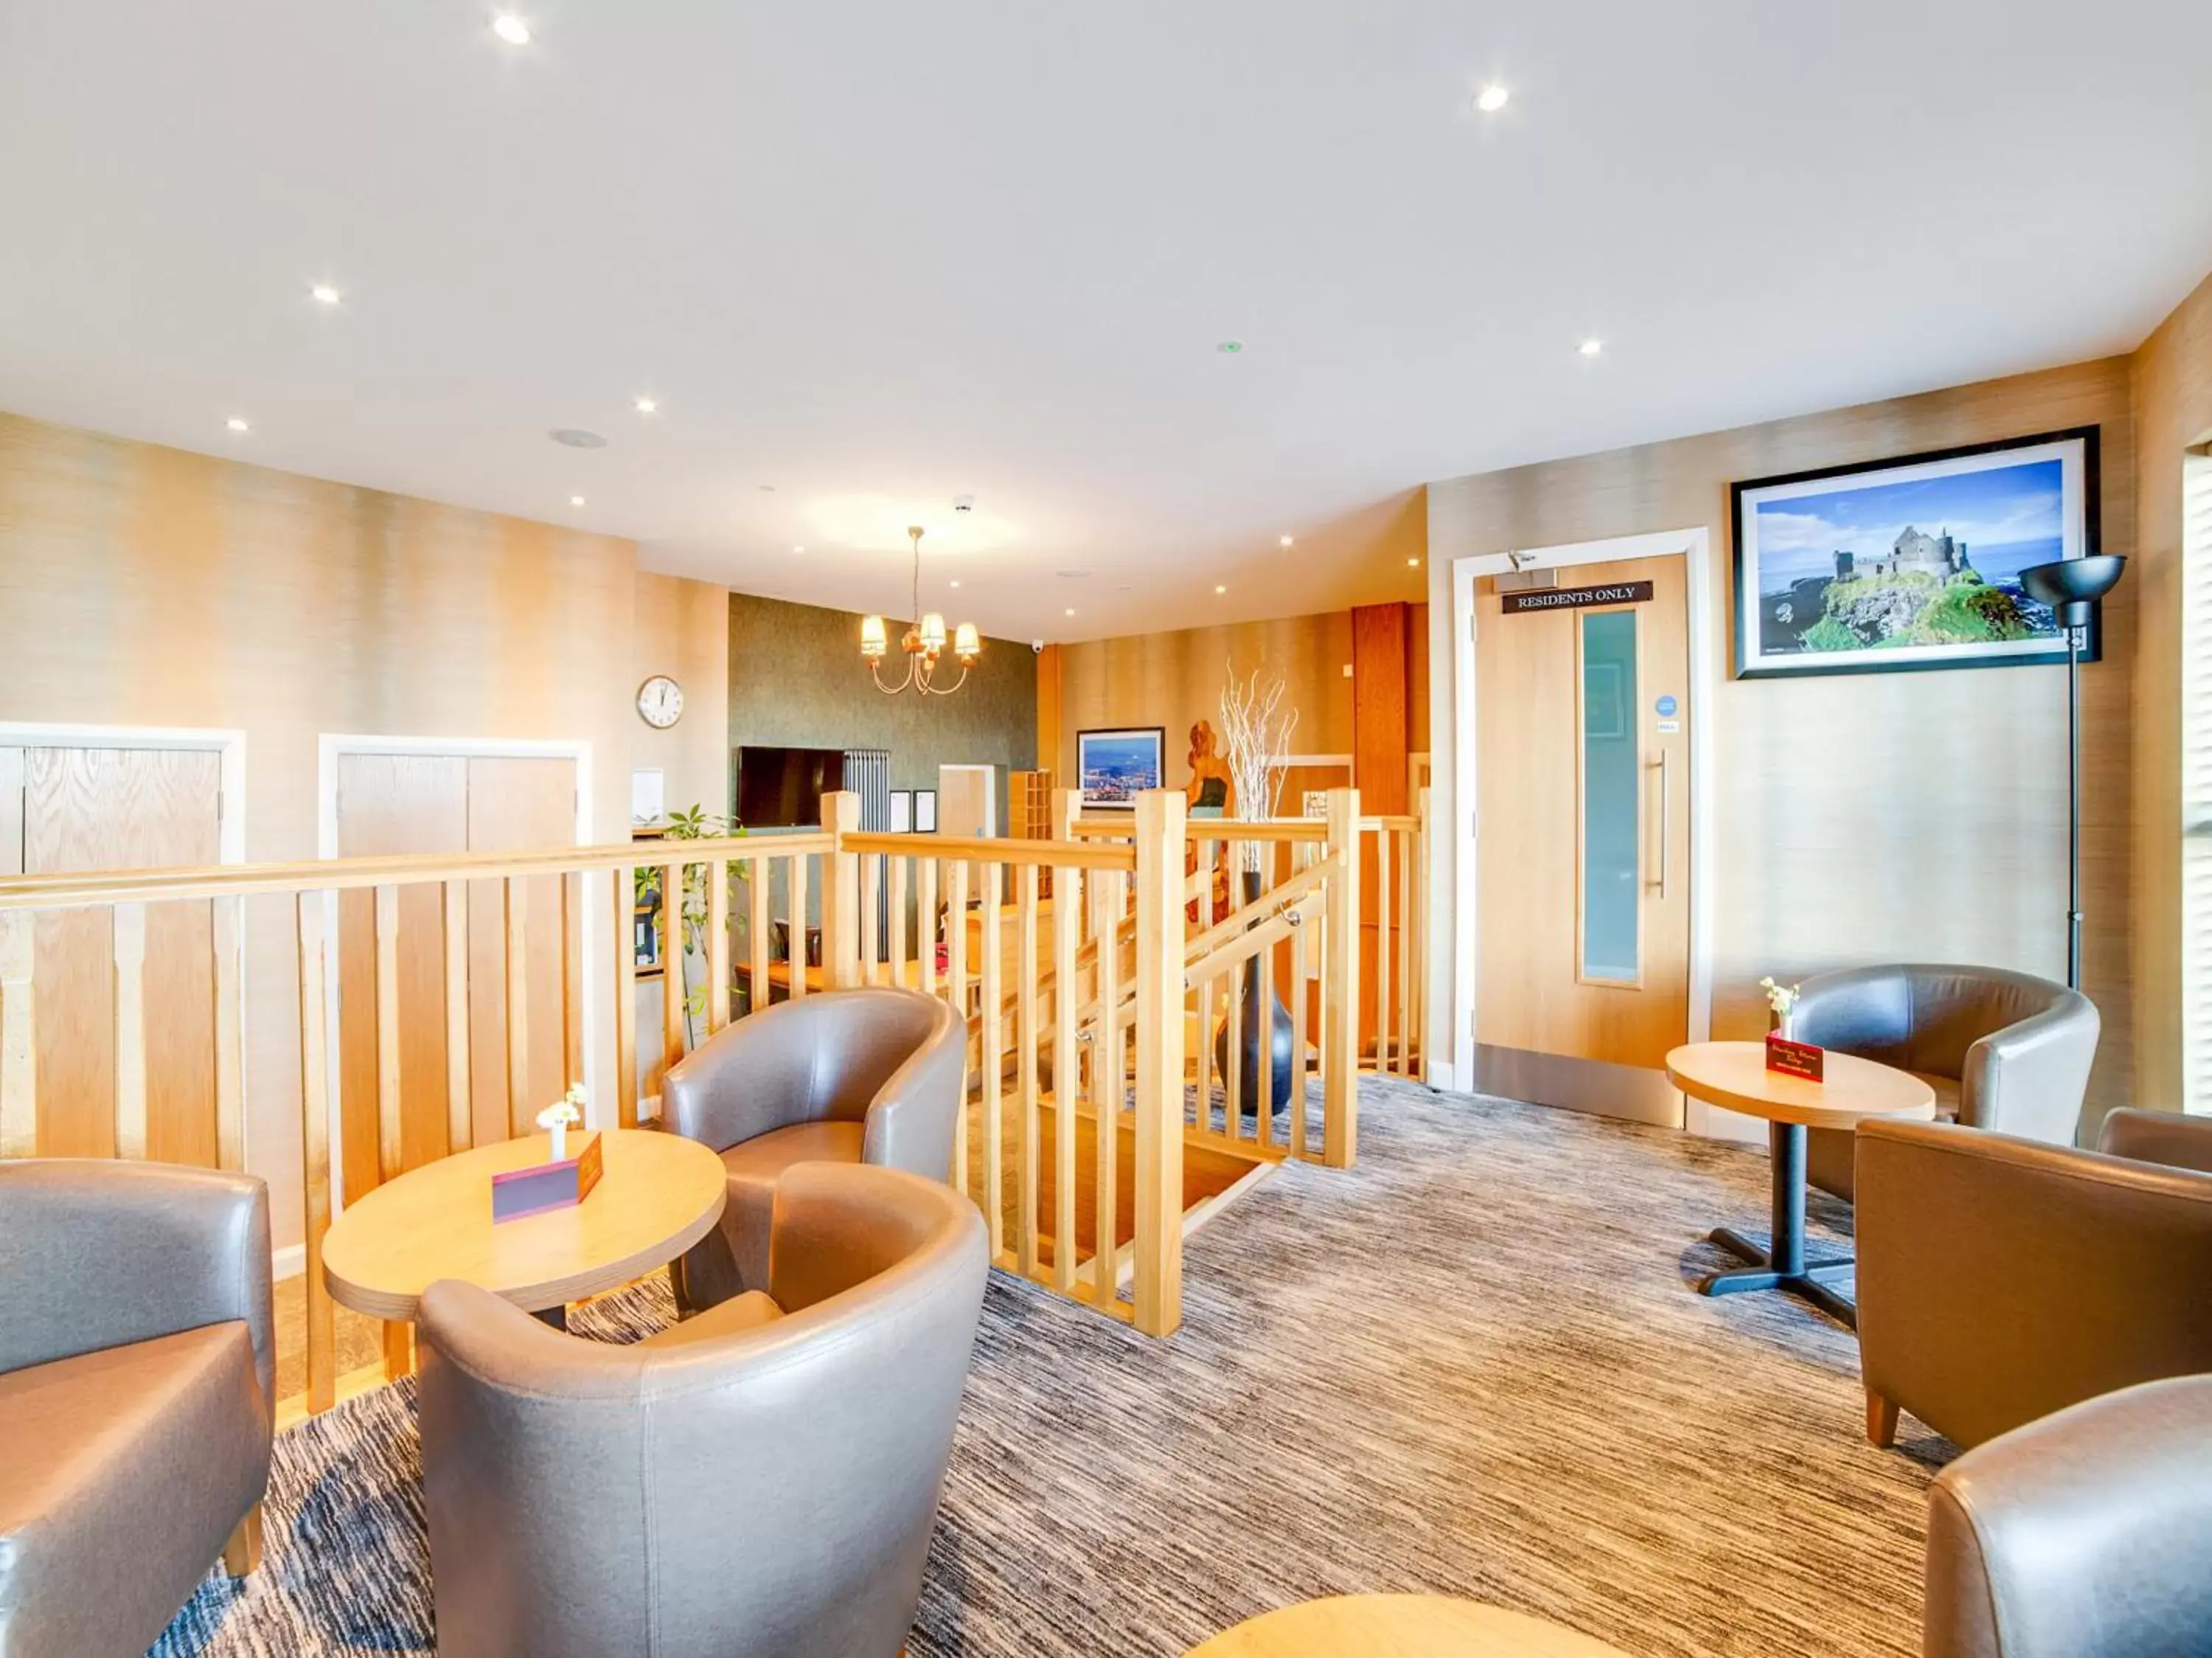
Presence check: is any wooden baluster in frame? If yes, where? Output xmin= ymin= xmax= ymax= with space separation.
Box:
xmin=788 ymin=848 xmax=813 ymax=999
xmin=821 ymin=793 xmax=860 ymax=990
xmin=748 ymin=854 xmax=770 ymax=1015
xmin=1257 ymin=890 xmax=1276 ymax=1151
xmin=507 ymin=875 xmax=532 ymax=1138
xmin=980 ymin=861 xmax=1004 ymax=1258
xmin=212 ymin=895 xmax=245 ymax=1170
xmin=1374 ymin=827 xmax=1392 ymax=1078
xmin=917 ymin=856 xmax=938 ymax=999
xmin=613 ymin=867 xmax=639 ymax=1128
xmin=707 ymin=856 xmax=731 ymax=1036
xmin=1414 ymin=789 xmax=1430 ymax=1081
xmin=112 ymin=902 xmax=148 ymax=1160
xmin=659 ymin=859 xmax=684 ymax=1071
xmin=0 ymin=912 xmax=35 ymax=1158
xmin=889 ymin=855 xmax=909 ymax=989
xmin=1131 ymin=791 xmax=1186 ymax=1337
xmin=562 ymin=872 xmax=583 ymax=1090
xmin=1290 ymin=885 xmax=1312 ymax=1159
xmin=1091 ymin=869 xmax=1124 ymax=1305
xmin=1053 ymin=864 xmax=1080 ymax=1293
xmin=296 ymin=894 xmax=336 ymax=1414
xmin=947 ymin=859 xmax=970 ymax=1195
xmin=1016 ymin=863 xmax=1041 ymax=1280
xmin=1323 ymin=789 xmax=1360 ymax=1168
xmin=861 ymin=853 xmax=882 ymax=987
xmin=443 ymin=880 xmax=473 ymax=1152
xmin=1224 ymin=848 xmax=1244 ymax=1143
xmin=1397 ymin=828 xmax=1414 ymax=1078
xmin=373 ymin=885 xmax=403 ymax=1184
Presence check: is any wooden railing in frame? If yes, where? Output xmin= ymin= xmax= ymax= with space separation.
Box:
xmin=0 ymin=785 xmax=1380 ymax=1413
xmin=1361 ymin=788 xmax=1430 ymax=1083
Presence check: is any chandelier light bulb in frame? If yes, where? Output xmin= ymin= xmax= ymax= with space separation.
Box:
xmin=860 ymin=614 xmax=888 ymax=658
xmin=954 ymin=621 xmax=981 ymax=659
xmin=919 ymin=611 xmax=948 ymax=653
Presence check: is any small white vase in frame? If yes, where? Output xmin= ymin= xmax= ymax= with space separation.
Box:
xmin=549 ymin=1123 xmax=568 ymax=1162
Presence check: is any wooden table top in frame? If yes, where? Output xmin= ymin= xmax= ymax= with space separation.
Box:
xmin=1187 ymin=1596 xmax=1629 ymax=1657
xmin=322 ymin=1128 xmax=726 ymax=1322
xmin=1664 ymin=1040 xmax=1937 ymax=1130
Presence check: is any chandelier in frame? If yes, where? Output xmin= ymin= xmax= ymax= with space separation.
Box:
xmin=860 ymin=525 xmax=980 ymax=696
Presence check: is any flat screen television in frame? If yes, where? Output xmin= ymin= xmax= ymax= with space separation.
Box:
xmin=735 ymin=746 xmax=845 ymax=829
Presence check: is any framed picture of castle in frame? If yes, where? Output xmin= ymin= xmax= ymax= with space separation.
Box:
xmin=1731 ymin=427 xmax=2099 ymax=679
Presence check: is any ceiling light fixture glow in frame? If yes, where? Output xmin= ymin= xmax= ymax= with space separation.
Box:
xmin=1408 ymin=557 xmax=1422 ymax=567
xmin=226 ymin=417 xmax=251 ymax=433
xmin=1475 ymin=83 xmax=1510 ymax=114
xmin=310 ymin=284 xmax=341 ymax=306
xmin=1579 ymin=338 xmax=1604 ymax=357
xmin=1279 ymin=534 xmax=1294 ymax=547
xmin=492 ymin=13 xmax=532 ymax=45
xmin=570 ymin=495 xmax=585 ymax=507
xmin=633 ymin=396 xmax=658 ymax=414
xmin=1064 ymin=608 xmax=1076 ymax=617
xmin=1215 ymin=584 xmax=1227 ymax=594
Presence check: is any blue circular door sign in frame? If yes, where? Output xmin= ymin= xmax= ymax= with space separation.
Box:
xmin=1655 ymin=694 xmax=1678 ymax=717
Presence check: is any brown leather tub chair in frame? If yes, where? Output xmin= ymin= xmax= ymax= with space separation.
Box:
xmin=1857 ymin=1110 xmax=2212 ymax=1451
xmin=663 ymin=985 xmax=964 ymax=1310
xmin=0 ymin=1160 xmax=275 ymax=1658
xmin=416 ymin=1162 xmax=990 ymax=1658
xmin=1924 ymin=1374 xmax=2212 ymax=1657
xmin=1789 ymin=963 xmax=2098 ymax=1201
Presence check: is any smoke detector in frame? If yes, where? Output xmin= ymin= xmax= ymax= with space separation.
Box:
xmin=953 ymin=494 xmax=975 ymax=513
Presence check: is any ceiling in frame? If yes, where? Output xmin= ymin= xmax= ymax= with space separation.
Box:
xmin=2 ymin=2 xmax=2208 ymax=642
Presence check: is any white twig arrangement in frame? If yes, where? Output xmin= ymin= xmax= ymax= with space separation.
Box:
xmin=1220 ymin=659 xmax=1301 ymax=871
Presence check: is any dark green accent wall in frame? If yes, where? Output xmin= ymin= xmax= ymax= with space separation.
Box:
xmin=727 ymin=592 xmax=1037 ymax=832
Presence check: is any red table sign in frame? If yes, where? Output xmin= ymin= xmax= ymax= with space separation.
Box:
xmin=1765 ymin=1034 xmax=1826 ymax=1082
xmin=491 ymin=1131 xmax=605 ymax=1223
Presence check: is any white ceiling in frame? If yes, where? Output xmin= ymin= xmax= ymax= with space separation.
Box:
xmin=2 ymin=2 xmax=2208 ymax=642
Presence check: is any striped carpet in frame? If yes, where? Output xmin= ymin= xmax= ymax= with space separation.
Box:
xmin=153 ymin=1078 xmax=1951 ymax=1657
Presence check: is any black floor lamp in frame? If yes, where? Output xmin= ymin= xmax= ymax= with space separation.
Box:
xmin=2020 ymin=553 xmax=2126 ymax=991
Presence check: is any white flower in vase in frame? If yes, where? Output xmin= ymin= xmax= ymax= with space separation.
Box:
xmin=536 ymin=1084 xmax=587 ymax=1162
xmin=1759 ymin=977 xmax=1802 ymax=1040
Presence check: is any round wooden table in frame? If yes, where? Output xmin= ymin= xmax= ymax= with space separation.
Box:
xmin=1188 ymin=1596 xmax=1629 ymax=1657
xmin=1666 ymin=1040 xmax=1935 ymax=1328
xmin=322 ymin=1128 xmax=726 ymax=1328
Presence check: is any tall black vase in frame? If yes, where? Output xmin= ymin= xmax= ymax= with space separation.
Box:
xmin=1211 ymin=869 xmax=1298 ymax=1118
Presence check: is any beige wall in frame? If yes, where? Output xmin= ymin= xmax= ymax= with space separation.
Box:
xmin=1425 ymin=358 xmax=2141 ymax=1137
xmin=631 ymin=571 xmax=733 ymax=820
xmin=2130 ymin=268 xmax=2212 ymax=1111
xmin=1056 ymin=612 xmax=1355 ymax=791
xmin=0 ymin=411 xmax=658 ymax=1248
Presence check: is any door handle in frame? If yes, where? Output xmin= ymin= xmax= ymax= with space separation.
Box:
xmin=1652 ymin=750 xmax=1671 ymax=902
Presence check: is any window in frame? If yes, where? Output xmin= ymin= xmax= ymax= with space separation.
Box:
xmin=1579 ymin=608 xmax=1641 ymax=984
xmin=2184 ymin=444 xmax=2212 ymax=1111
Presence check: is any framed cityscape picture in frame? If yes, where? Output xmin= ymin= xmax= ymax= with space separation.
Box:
xmin=1077 ymin=726 xmax=1164 ymax=810
xmin=1731 ymin=427 xmax=2099 ymax=679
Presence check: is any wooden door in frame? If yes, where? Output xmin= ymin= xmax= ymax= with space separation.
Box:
xmin=15 ymin=746 xmax=222 ymax=1160
xmin=1475 ymin=555 xmax=1691 ymax=1078
xmin=465 ymin=756 xmax=577 ymax=1145
xmin=336 ymin=754 xmax=467 ymax=1204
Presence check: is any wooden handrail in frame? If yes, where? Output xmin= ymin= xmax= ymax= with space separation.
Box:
xmin=841 ymin=831 xmax=1136 ymax=873
xmin=1068 ymin=816 xmax=1329 ymax=844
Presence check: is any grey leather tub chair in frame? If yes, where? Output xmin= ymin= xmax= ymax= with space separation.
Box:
xmin=1857 ymin=1111 xmax=2212 ymax=1452
xmin=663 ymin=985 xmax=964 ymax=1309
xmin=0 ymin=1159 xmax=275 ymax=1658
xmin=1787 ymin=963 xmax=2097 ymax=1201
xmin=417 ymin=1162 xmax=990 ymax=1658
xmin=1924 ymin=1374 xmax=2212 ymax=1657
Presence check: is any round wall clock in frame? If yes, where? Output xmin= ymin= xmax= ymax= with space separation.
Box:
xmin=636 ymin=675 xmax=684 ymax=729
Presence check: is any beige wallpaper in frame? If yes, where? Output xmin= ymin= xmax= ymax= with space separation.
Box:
xmin=1425 ymin=357 xmax=2141 ymax=1137
xmin=2129 ymin=267 xmax=2212 ymax=1111
xmin=632 ymin=570 xmax=733 ymax=821
xmin=0 ymin=411 xmax=648 ymax=1248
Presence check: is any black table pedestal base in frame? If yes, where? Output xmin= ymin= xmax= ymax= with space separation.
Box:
xmin=1697 ymin=1122 xmax=1858 ymax=1329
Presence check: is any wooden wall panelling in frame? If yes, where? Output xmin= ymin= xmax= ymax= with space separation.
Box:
xmin=24 ymin=746 xmax=220 ymax=1162
xmin=335 ymin=754 xmax=467 ymax=1202
xmin=0 ymin=749 xmax=22 ymax=876
xmin=1352 ymin=602 xmax=1411 ymax=1058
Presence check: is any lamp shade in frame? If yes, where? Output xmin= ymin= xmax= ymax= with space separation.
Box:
xmin=953 ymin=621 xmax=981 ymax=659
xmin=860 ymin=614 xmax=888 ymax=658
xmin=919 ymin=611 xmax=947 ymax=653
xmin=2022 ymin=555 xmax=2126 ymax=628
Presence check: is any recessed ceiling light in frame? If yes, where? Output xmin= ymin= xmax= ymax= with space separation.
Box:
xmin=1279 ymin=534 xmax=1295 ymax=548
xmin=1475 ymin=83 xmax=1510 ymax=114
xmin=1217 ymin=340 xmax=1244 ymax=354
xmin=570 ymin=495 xmax=586 ymax=507
xmin=1579 ymin=338 xmax=1604 ymax=358
xmin=1408 ymin=557 xmax=1422 ymax=567
xmin=1064 ymin=608 xmax=1076 ymax=617
xmin=1215 ymin=584 xmax=1228 ymax=594
xmin=550 ymin=428 xmax=606 ymax=448
xmin=793 ymin=545 xmax=805 ymax=554
xmin=633 ymin=396 xmax=658 ymax=414
xmin=757 ymin=484 xmax=775 ymax=492
xmin=226 ymin=417 xmax=251 ymax=433
xmin=492 ymin=13 xmax=532 ymax=45
xmin=1056 ymin=569 xmax=1090 ymax=579
xmin=950 ymin=580 xmax=961 ymax=589
xmin=310 ymin=283 xmax=341 ymax=306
